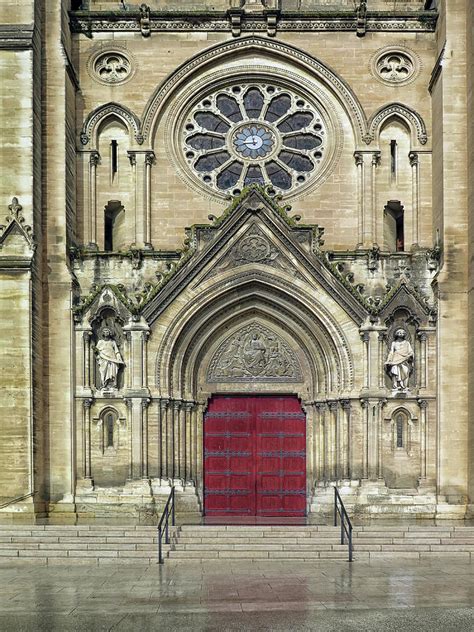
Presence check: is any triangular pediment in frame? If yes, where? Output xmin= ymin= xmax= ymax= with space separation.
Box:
xmin=0 ymin=197 xmax=35 ymax=265
xmin=378 ymin=278 xmax=435 ymax=325
xmin=142 ymin=186 xmax=369 ymax=325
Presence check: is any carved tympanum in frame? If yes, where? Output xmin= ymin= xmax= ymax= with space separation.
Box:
xmin=208 ymin=322 xmax=301 ymax=382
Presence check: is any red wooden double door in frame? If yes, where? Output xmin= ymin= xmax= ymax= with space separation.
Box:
xmin=204 ymin=395 xmax=306 ymax=517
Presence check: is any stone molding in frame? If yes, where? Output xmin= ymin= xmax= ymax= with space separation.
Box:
xmin=69 ymin=11 xmax=437 ymax=36
xmin=0 ymin=24 xmax=34 ymax=49
xmin=141 ymin=36 xmax=366 ymax=147
xmin=80 ymin=102 xmax=143 ymax=147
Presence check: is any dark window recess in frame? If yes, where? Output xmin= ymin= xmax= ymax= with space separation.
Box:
xmin=195 ymin=151 xmax=230 ymax=173
xmin=187 ymin=134 xmax=226 ymax=151
xmin=384 ymin=200 xmax=404 ymax=251
xmin=216 ymin=161 xmax=243 ymax=189
xmin=265 ymin=94 xmax=291 ymax=123
xmin=265 ymin=161 xmax=292 ymax=190
xmin=390 ymin=140 xmax=397 ymax=177
xmin=396 ymin=415 xmax=404 ymax=448
xmin=283 ymin=134 xmax=322 ymax=150
xmin=278 ymin=151 xmax=314 ymax=172
xmin=216 ymin=95 xmax=243 ymax=123
xmin=111 ymin=140 xmax=118 ymax=177
xmin=104 ymin=200 xmax=123 ymax=252
xmin=244 ymin=165 xmax=265 ymax=187
xmin=243 ymin=88 xmax=264 ymax=119
xmin=194 ymin=112 xmax=230 ymax=134
xmin=106 ymin=413 xmax=115 ymax=448
xmin=71 ymin=0 xmax=82 ymax=9
xmin=278 ymin=112 xmax=314 ymax=133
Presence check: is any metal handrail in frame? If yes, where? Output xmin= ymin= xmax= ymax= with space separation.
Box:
xmin=157 ymin=486 xmax=175 ymax=564
xmin=0 ymin=492 xmax=36 ymax=510
xmin=334 ymin=486 xmax=353 ymax=562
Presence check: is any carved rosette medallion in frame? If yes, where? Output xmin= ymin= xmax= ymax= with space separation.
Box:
xmin=88 ymin=48 xmax=135 ymax=86
xmin=208 ymin=322 xmax=302 ymax=382
xmin=370 ymin=47 xmax=420 ymax=87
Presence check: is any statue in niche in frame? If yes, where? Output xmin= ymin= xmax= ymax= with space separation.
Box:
xmin=385 ymin=328 xmax=414 ymax=391
xmin=96 ymin=327 xmax=124 ymax=389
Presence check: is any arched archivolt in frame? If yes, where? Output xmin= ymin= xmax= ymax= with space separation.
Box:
xmin=154 ymin=274 xmax=355 ymax=400
xmin=366 ymin=103 xmax=428 ymax=147
xmin=80 ymin=102 xmax=142 ymax=148
xmin=140 ymin=36 xmax=369 ymax=146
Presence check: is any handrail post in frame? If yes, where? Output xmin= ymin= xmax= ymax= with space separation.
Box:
xmin=349 ymin=525 xmax=353 ymax=563
xmin=157 ymin=485 xmax=175 ymax=565
xmin=334 ymin=487 xmax=337 ymax=527
xmin=172 ymin=486 xmax=175 ymax=526
xmin=158 ymin=525 xmax=163 ymax=564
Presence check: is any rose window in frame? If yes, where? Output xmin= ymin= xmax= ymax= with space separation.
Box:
xmin=183 ymin=84 xmax=326 ymax=195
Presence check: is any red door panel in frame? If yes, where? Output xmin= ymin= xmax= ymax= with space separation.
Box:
xmin=204 ymin=395 xmax=306 ymax=517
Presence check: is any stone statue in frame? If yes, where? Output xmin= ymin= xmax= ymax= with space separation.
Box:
xmin=385 ymin=328 xmax=414 ymax=391
xmin=96 ymin=327 xmax=124 ymax=389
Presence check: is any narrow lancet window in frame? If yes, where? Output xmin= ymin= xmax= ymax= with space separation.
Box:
xmin=390 ymin=140 xmax=397 ymax=180
xmin=111 ymin=140 xmax=118 ymax=180
xmin=396 ymin=414 xmax=404 ymax=448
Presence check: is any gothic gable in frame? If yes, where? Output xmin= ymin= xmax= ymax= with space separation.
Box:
xmin=0 ymin=197 xmax=34 ymax=267
xmin=142 ymin=186 xmax=368 ymax=325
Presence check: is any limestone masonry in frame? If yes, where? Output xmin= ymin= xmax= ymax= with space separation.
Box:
xmin=0 ymin=0 xmax=473 ymax=523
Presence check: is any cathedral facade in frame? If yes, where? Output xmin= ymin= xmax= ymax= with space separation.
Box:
xmin=1 ymin=0 xmax=473 ymax=522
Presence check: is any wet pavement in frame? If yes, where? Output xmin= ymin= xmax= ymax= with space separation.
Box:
xmin=0 ymin=559 xmax=473 ymax=631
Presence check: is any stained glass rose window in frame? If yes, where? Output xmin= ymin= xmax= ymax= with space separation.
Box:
xmin=182 ymin=84 xmax=326 ymax=195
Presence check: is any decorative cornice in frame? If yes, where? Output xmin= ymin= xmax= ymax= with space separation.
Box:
xmin=0 ymin=24 xmax=34 ymax=49
xmin=69 ymin=11 xmax=437 ymax=35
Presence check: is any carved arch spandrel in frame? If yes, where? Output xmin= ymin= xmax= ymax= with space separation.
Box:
xmin=139 ymin=36 xmax=368 ymax=146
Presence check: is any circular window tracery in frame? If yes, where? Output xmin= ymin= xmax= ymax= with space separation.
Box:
xmin=183 ymin=84 xmax=326 ymax=195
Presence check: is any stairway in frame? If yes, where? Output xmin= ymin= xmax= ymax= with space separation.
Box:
xmin=167 ymin=524 xmax=474 ymax=562
xmin=1 ymin=524 xmax=474 ymax=565
xmin=0 ymin=525 xmax=163 ymax=565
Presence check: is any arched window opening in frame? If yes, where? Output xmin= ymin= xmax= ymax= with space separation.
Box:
xmin=384 ymin=200 xmax=404 ymax=252
xmin=105 ymin=412 xmax=115 ymax=448
xmin=104 ymin=200 xmax=124 ymax=252
xmin=111 ymin=140 xmax=118 ymax=180
xmin=390 ymin=140 xmax=397 ymax=181
xmin=396 ymin=413 xmax=404 ymax=448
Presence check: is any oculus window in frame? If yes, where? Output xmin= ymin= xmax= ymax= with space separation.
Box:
xmin=182 ymin=83 xmax=327 ymax=196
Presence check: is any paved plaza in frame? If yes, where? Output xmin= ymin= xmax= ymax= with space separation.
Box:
xmin=0 ymin=559 xmax=473 ymax=631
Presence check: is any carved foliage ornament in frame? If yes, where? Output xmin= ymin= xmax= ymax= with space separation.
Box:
xmin=208 ymin=322 xmax=302 ymax=382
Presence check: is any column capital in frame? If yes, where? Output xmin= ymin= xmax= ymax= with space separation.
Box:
xmin=89 ymin=151 xmax=100 ymax=167
xmin=409 ymin=151 xmax=419 ymax=167
xmin=340 ymin=399 xmax=351 ymax=411
xmin=417 ymin=399 xmax=428 ymax=410
xmin=371 ymin=151 xmax=381 ymax=167
xmin=145 ymin=151 xmax=156 ymax=166
xmin=83 ymin=398 xmax=94 ymax=409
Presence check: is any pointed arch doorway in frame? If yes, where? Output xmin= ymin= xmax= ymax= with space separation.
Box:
xmin=204 ymin=394 xmax=306 ymax=517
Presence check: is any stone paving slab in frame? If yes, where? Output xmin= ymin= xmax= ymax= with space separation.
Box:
xmin=0 ymin=558 xmax=473 ymax=630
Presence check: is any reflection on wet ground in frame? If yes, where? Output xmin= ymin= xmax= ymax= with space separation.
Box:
xmin=0 ymin=558 xmax=473 ymax=631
